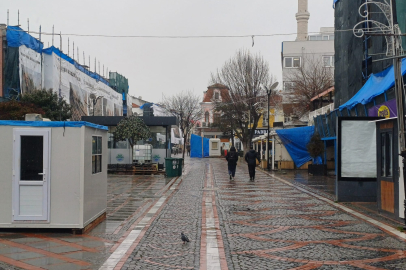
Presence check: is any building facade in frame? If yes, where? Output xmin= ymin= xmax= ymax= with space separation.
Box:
xmin=281 ymin=0 xmax=334 ymax=122
xmin=198 ymin=83 xmax=230 ymax=139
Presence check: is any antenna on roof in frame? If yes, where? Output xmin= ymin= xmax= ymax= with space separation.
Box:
xmin=83 ymin=51 xmax=85 ymax=66
xmin=39 ymin=25 xmax=41 ymax=42
xmin=7 ymin=10 xmax=9 ymax=26
xmin=18 ymin=10 xmax=19 ymax=26
xmin=27 ymin=18 xmax=29 ymax=33
xmin=52 ymin=25 xmax=54 ymax=46
xmin=59 ymin=31 xmax=62 ymax=51
xmin=98 ymin=61 xmax=100 ymax=75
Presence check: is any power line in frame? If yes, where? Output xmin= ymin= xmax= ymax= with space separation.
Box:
xmin=7 ymin=28 xmax=354 ymax=39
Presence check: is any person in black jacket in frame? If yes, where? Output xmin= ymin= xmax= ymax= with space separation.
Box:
xmin=226 ymin=146 xmax=238 ymax=180
xmin=245 ymin=146 xmax=260 ymax=181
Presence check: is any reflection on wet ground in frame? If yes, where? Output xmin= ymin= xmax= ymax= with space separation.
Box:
xmin=272 ymin=169 xmax=404 ymax=228
xmin=0 ymin=174 xmax=175 ymax=270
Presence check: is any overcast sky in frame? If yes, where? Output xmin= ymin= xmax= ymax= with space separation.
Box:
xmin=1 ymin=0 xmax=334 ymax=103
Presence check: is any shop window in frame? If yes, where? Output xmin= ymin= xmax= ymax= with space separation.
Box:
xmin=92 ymin=136 xmax=102 ymax=174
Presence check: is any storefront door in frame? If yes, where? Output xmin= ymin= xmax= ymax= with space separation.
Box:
xmin=377 ymin=121 xmax=398 ymax=216
xmin=13 ymin=129 xmax=51 ymax=221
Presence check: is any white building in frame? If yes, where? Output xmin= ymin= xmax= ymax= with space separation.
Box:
xmin=281 ymin=0 xmax=334 ymax=122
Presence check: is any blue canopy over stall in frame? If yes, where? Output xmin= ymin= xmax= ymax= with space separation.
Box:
xmin=339 ymin=58 xmax=406 ymax=111
xmin=190 ymin=134 xmax=209 ymax=158
xmin=276 ymin=126 xmax=315 ymax=168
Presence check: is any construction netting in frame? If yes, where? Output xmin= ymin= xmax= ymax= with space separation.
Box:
xmin=109 ymin=72 xmax=129 ymax=94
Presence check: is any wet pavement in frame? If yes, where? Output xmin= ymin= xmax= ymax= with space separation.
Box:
xmin=0 ymin=174 xmax=176 ymax=270
xmin=1 ymin=157 xmax=406 ymax=269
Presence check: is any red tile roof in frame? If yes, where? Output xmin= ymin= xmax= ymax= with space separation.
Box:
xmin=203 ymin=84 xmax=230 ymax=102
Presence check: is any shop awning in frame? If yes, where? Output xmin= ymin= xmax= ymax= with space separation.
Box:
xmin=339 ymin=58 xmax=406 ymax=111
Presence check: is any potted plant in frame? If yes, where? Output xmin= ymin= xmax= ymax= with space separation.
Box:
xmin=306 ymin=133 xmax=327 ymax=175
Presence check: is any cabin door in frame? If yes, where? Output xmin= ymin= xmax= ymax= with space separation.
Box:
xmin=13 ymin=129 xmax=51 ymax=221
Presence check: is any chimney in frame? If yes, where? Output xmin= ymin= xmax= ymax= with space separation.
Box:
xmin=296 ymin=0 xmax=310 ymax=41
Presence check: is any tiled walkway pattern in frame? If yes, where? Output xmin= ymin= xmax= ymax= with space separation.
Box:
xmin=119 ymin=160 xmax=205 ymax=269
xmin=212 ymin=159 xmax=406 ymax=269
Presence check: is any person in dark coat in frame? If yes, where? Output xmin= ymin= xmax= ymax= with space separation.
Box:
xmin=245 ymin=146 xmax=260 ymax=181
xmin=226 ymin=146 xmax=238 ymax=180
xmin=186 ymin=144 xmax=191 ymax=156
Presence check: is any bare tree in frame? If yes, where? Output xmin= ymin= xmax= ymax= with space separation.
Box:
xmin=284 ymin=56 xmax=334 ymax=117
xmin=211 ymin=49 xmax=276 ymax=153
xmin=162 ymin=90 xmax=202 ymax=159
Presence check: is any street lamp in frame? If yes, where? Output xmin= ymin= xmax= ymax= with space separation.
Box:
xmin=89 ymin=93 xmax=103 ymax=116
xmin=263 ymin=82 xmax=279 ymax=171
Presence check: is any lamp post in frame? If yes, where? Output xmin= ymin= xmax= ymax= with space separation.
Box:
xmin=263 ymin=82 xmax=279 ymax=171
xmin=89 ymin=93 xmax=103 ymax=116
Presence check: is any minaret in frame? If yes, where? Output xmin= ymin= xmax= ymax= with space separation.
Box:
xmin=296 ymin=0 xmax=310 ymax=41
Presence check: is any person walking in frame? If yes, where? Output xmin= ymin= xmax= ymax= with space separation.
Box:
xmin=245 ymin=146 xmax=260 ymax=181
xmin=226 ymin=146 xmax=238 ymax=180
xmin=186 ymin=144 xmax=191 ymax=156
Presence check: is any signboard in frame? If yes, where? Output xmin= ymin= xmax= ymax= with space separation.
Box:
xmin=250 ymin=128 xmax=268 ymax=138
xmin=368 ymin=99 xmax=397 ymax=118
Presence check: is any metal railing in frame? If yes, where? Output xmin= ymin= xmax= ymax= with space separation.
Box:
xmin=308 ymin=103 xmax=334 ymax=125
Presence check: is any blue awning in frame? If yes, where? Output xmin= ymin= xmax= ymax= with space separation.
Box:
xmin=339 ymin=58 xmax=406 ymax=111
xmin=6 ymin=26 xmax=43 ymax=53
xmin=276 ymin=126 xmax=314 ymax=168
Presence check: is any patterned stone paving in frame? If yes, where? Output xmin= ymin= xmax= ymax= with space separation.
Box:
xmin=212 ymin=158 xmax=406 ymax=270
xmin=120 ymin=159 xmax=205 ymax=270
xmin=1 ymin=157 xmax=406 ymax=269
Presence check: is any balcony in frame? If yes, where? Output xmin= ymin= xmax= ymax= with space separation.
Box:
xmin=308 ymin=103 xmax=334 ymax=125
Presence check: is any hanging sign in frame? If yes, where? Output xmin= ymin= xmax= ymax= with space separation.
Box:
xmin=368 ymin=99 xmax=397 ymax=118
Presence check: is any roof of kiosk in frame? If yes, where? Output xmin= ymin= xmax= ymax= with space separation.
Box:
xmin=0 ymin=121 xmax=108 ymax=131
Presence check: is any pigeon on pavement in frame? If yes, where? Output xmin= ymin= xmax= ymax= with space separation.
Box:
xmin=181 ymin=232 xmax=190 ymax=244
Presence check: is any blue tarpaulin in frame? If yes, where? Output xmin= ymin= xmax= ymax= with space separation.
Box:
xmin=339 ymin=58 xmax=406 ymax=111
xmin=6 ymin=26 xmax=43 ymax=53
xmin=190 ymin=134 xmax=209 ymax=158
xmin=42 ymin=46 xmax=110 ymax=86
xmin=0 ymin=121 xmax=108 ymax=130
xmin=333 ymin=0 xmax=340 ymax=8
xmin=276 ymin=126 xmax=315 ymax=168
xmin=140 ymin=103 xmax=153 ymax=109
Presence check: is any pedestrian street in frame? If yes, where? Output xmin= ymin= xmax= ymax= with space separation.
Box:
xmin=1 ymin=157 xmax=406 ymax=269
